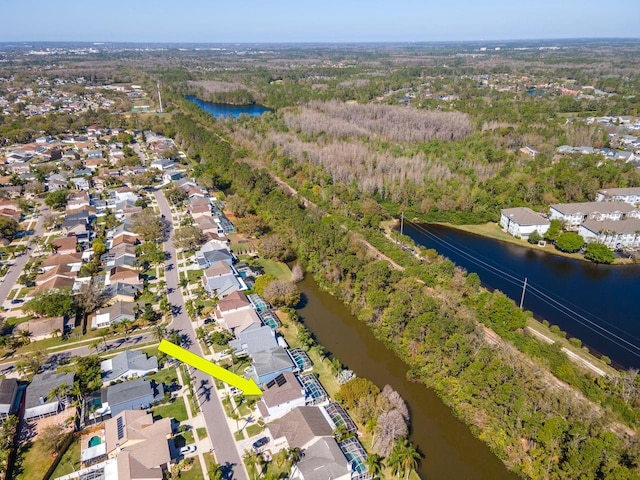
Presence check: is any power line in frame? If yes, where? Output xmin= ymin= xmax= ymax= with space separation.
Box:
xmin=402 ymin=220 xmax=640 ymax=359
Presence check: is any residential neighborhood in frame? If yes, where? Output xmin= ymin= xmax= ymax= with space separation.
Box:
xmin=0 ymin=127 xmax=376 ymax=480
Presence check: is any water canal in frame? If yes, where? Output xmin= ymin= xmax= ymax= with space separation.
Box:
xmin=297 ymin=276 xmax=519 ymax=480
xmin=402 ymin=222 xmax=640 ymax=369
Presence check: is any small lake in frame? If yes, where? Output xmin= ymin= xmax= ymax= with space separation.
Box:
xmin=403 ymin=222 xmax=640 ymax=369
xmin=186 ymin=95 xmax=271 ymax=118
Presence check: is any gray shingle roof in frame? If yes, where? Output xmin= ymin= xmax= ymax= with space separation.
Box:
xmin=229 ymin=325 xmax=277 ymax=356
xmin=106 ymin=378 xmax=163 ymax=407
xmin=25 ymin=371 xmax=74 ymax=409
xmin=268 ymin=406 xmax=333 ymax=449
xmin=102 ymin=351 xmax=158 ymax=384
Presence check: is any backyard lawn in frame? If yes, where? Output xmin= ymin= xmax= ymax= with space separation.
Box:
xmin=50 ymin=436 xmax=81 ymax=478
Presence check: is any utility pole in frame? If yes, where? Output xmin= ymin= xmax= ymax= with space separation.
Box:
xmin=519 ymin=277 xmax=528 ymax=310
xmin=400 ymin=212 xmax=404 ymax=236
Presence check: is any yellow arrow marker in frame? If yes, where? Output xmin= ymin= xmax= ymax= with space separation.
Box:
xmin=159 ymin=339 xmax=262 ymax=396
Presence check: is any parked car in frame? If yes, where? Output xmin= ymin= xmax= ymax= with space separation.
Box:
xmin=10 ymin=299 xmax=24 ymax=305
xmin=179 ymin=445 xmax=197 ymax=455
xmin=252 ymin=437 xmax=269 ymax=451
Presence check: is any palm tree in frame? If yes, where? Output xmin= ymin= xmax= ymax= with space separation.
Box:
xmin=243 ymin=449 xmax=260 ymax=480
xmin=17 ymin=329 xmax=31 ymax=346
xmin=48 ymin=383 xmax=69 ymax=411
xmin=388 ymin=437 xmax=421 ymax=480
xmin=286 ymin=447 xmax=302 ymax=469
xmin=118 ymin=319 xmax=134 ymax=341
xmin=209 ymin=462 xmax=223 ymax=480
xmin=90 ymin=338 xmax=102 ymax=353
xmin=365 ymin=453 xmax=385 ymax=479
xmin=152 ymin=324 xmax=168 ymax=342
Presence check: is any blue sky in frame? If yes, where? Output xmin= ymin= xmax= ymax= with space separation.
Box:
xmin=2 ymin=0 xmax=638 ymax=43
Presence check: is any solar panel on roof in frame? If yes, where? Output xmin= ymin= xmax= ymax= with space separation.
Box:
xmin=275 ymin=374 xmax=287 ymax=387
xmin=116 ymin=417 xmax=124 ymax=440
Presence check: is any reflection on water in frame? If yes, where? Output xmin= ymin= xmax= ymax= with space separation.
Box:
xmin=298 ymin=276 xmax=518 ymax=480
xmin=404 ymin=223 xmax=640 ymax=368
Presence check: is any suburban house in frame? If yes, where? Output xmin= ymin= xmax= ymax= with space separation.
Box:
xmin=549 ymin=202 xmax=640 ymax=228
xmin=229 ymin=324 xmax=278 ymax=357
xmin=290 ymin=437 xmax=352 ymax=480
xmin=596 ymin=187 xmax=640 ymax=206
xmin=92 ymin=301 xmax=136 ymax=329
xmin=578 ymin=218 xmax=640 ymax=248
xmin=41 ymin=252 xmax=83 ymax=271
xmin=15 ymin=316 xmax=65 ymax=341
xmin=34 ymin=263 xmax=76 ymax=286
xmin=24 ymin=371 xmax=74 ymax=420
xmin=107 ymin=266 xmax=141 ymax=286
xmin=52 ymin=236 xmax=78 ymax=255
xmin=220 ymin=308 xmax=262 ymax=335
xmin=201 ymin=261 xmax=246 ymax=298
xmin=99 ymin=410 xmax=171 ymax=478
xmin=256 ymin=372 xmax=306 ymax=422
xmin=103 ymin=243 xmax=137 ymax=268
xmin=32 ymin=275 xmax=76 ymax=296
xmin=268 ymin=405 xmax=334 ymax=450
xmin=94 ymin=378 xmax=164 ymax=417
xmin=500 ymin=207 xmax=550 ymax=239
xmin=194 ymin=215 xmax=224 ymax=237
xmin=150 ymin=158 xmax=175 ymax=171
xmin=250 ymin=346 xmax=297 ymax=386
xmin=101 ymin=351 xmax=158 ymax=385
xmin=0 ymin=378 xmax=19 ymax=421
xmin=103 ymin=282 xmax=141 ymax=304
xmin=189 ymin=203 xmax=212 ymax=219
xmin=195 ymin=240 xmax=234 ymax=269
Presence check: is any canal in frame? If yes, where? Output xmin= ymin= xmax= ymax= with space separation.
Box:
xmin=402 ymin=222 xmax=640 ymax=369
xmin=297 ymin=276 xmax=519 ymax=480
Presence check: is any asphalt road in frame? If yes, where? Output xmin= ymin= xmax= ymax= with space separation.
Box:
xmin=0 ymin=332 xmax=154 ymax=376
xmin=155 ymin=189 xmax=248 ymax=480
xmin=0 ymin=205 xmax=48 ymax=306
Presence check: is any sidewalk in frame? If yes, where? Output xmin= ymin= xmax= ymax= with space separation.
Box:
xmin=176 ymin=365 xmax=212 ymax=480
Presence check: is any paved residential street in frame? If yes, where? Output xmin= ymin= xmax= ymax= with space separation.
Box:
xmin=155 ymin=189 xmax=249 ymax=480
xmin=0 ymin=205 xmax=48 ymax=306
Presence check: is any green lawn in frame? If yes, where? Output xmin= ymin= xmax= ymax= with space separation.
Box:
xmin=152 ymin=396 xmax=188 ymax=422
xmin=196 ymin=427 xmax=208 ymax=440
xmin=50 ymin=436 xmax=81 ymax=478
xmin=245 ymin=423 xmax=265 ymax=437
xmin=187 ymin=269 xmax=204 ymax=284
xmin=177 ymin=456 xmax=205 ymax=480
xmin=13 ymin=438 xmax=58 ymax=480
xmin=146 ymin=367 xmax=179 ymax=388
xmin=234 ymin=430 xmax=245 ymax=441
xmin=257 ymin=259 xmax=292 ymax=281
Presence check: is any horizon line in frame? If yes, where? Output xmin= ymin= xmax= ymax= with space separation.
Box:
xmin=1 ymin=37 xmax=640 ymax=45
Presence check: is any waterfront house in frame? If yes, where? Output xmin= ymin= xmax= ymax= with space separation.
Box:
xmin=499 ymin=207 xmax=550 ymax=239
xmin=549 ymin=202 xmax=639 ymax=228
xmin=202 ymin=261 xmax=246 ymax=298
xmin=290 ymin=437 xmax=352 ymax=480
xmin=229 ymin=324 xmax=278 ymax=356
xmin=268 ymin=405 xmax=333 ymax=450
xmin=578 ymin=218 xmax=640 ymax=248
xmin=256 ymin=371 xmax=306 ymax=422
xmin=250 ymin=346 xmax=296 ymax=386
